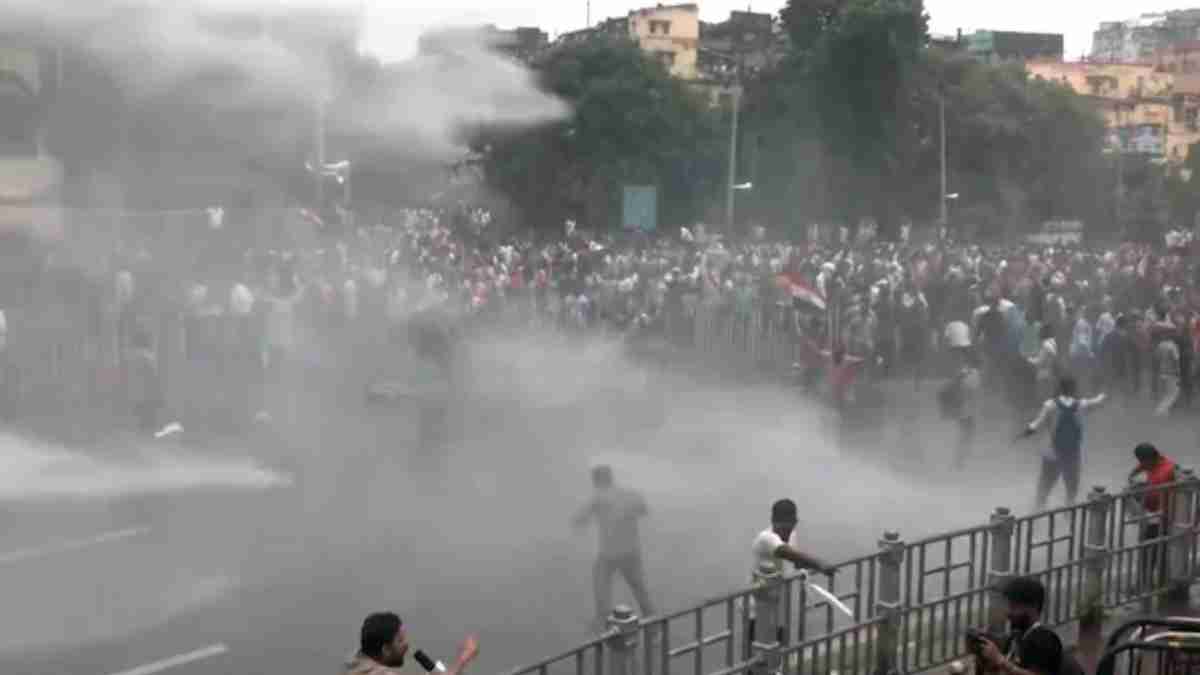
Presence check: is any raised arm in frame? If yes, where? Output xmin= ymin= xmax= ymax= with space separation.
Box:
xmin=1080 ymin=392 xmax=1107 ymax=412
xmin=571 ymin=499 xmax=595 ymax=531
xmin=1024 ymin=399 xmax=1055 ymax=435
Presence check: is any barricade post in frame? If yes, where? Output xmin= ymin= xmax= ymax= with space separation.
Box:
xmin=751 ymin=561 xmax=783 ymax=675
xmin=987 ymin=507 xmax=1015 ymax=635
xmin=875 ymin=531 xmax=903 ymax=675
xmin=1165 ymin=469 xmax=1199 ymax=612
xmin=1081 ymin=486 xmax=1112 ymax=645
xmin=606 ymin=605 xmax=641 ymax=675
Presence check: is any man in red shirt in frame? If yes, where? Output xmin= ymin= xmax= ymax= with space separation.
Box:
xmin=1128 ymin=443 xmax=1177 ymax=588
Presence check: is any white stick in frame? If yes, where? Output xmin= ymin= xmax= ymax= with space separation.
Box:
xmin=807 ymin=582 xmax=855 ymax=619
xmin=104 ymin=644 xmax=229 ymax=675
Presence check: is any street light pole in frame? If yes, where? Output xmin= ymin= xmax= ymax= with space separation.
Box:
xmin=314 ymin=97 xmax=327 ymax=208
xmin=939 ymin=87 xmax=948 ymax=227
xmin=1115 ymin=105 xmax=1125 ymax=233
xmin=726 ymin=79 xmax=741 ymax=231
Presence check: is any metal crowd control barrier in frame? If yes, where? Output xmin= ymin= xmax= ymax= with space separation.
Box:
xmin=1096 ymin=617 xmax=1200 ymax=675
xmin=507 ymin=476 xmax=1200 ymax=675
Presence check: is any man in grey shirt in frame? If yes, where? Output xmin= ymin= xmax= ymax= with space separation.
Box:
xmin=572 ymin=465 xmax=655 ymax=630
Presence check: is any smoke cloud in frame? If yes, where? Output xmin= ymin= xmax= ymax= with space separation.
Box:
xmin=3 ymin=0 xmax=568 ymax=159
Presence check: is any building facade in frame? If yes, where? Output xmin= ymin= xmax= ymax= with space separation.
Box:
xmin=483 ymin=25 xmax=549 ymax=63
xmin=558 ymin=4 xmax=701 ymax=81
xmin=627 ymin=4 xmax=701 ymax=80
xmin=965 ymin=30 xmax=1063 ymax=64
xmin=0 ymin=36 xmax=64 ymax=240
xmin=1026 ymin=60 xmax=1200 ymax=163
xmin=698 ymin=10 xmax=779 ymax=78
xmin=1092 ymin=10 xmax=1200 ymax=63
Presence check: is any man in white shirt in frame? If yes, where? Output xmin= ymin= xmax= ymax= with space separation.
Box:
xmin=752 ymin=499 xmax=837 ymax=576
xmin=745 ymin=500 xmax=837 ymax=655
xmin=572 ymin=465 xmax=654 ymax=631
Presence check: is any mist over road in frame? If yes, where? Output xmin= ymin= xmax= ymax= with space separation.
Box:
xmin=0 ymin=331 xmax=1191 ymax=675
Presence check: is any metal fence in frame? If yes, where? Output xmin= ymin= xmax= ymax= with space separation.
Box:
xmin=1096 ymin=617 xmax=1200 ymax=675
xmin=507 ymin=477 xmax=1200 ymax=675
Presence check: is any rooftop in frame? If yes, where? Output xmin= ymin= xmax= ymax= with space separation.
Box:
xmin=630 ymin=3 xmax=699 ymax=16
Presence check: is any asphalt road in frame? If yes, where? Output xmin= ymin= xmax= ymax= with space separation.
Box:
xmin=0 ymin=336 xmax=1196 ymax=675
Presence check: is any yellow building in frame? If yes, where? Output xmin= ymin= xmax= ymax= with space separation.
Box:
xmin=624 ymin=3 xmax=702 ymax=80
xmin=1026 ymin=59 xmax=1200 ymax=163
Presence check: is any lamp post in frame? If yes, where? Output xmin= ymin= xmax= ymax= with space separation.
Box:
xmin=306 ymin=159 xmax=352 ymax=208
xmin=726 ymin=80 xmax=742 ymax=231
xmin=943 ymin=192 xmax=960 ymax=238
xmin=939 ymin=87 xmax=949 ymax=227
xmin=700 ymin=47 xmax=744 ymax=232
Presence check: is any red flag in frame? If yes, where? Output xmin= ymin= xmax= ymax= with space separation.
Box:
xmin=775 ymin=272 xmax=826 ymax=311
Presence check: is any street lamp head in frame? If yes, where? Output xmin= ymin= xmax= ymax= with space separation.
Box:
xmin=733 ymin=182 xmax=754 ymax=190
xmin=944 ymin=193 xmax=960 ymax=200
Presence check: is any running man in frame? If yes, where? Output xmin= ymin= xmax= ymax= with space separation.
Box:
xmin=1021 ymin=376 xmax=1106 ymax=510
xmin=572 ymin=465 xmax=654 ymax=631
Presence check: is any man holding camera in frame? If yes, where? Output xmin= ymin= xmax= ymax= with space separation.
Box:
xmin=973 ymin=577 xmax=1071 ymax=675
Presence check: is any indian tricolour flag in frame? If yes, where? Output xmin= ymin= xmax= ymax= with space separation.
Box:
xmin=775 ymin=272 xmax=826 ymax=312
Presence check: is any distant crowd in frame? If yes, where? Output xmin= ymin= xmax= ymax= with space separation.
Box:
xmin=0 ymin=209 xmax=1197 ymax=437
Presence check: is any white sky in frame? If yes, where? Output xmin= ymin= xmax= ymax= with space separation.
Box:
xmin=364 ymin=1 xmax=1192 ymax=62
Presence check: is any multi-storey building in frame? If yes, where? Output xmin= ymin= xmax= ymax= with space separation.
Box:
xmin=482 ymin=25 xmax=550 ymax=63
xmin=556 ymin=4 xmax=701 ymax=81
xmin=965 ymin=30 xmax=1063 ymax=64
xmin=697 ymin=10 xmax=780 ymax=78
xmin=0 ymin=36 xmax=64 ymax=240
xmin=1092 ymin=10 xmax=1200 ymax=63
xmin=1026 ymin=60 xmax=1200 ymax=163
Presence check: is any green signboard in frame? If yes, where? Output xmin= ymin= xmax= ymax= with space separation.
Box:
xmin=622 ymin=185 xmax=657 ymax=233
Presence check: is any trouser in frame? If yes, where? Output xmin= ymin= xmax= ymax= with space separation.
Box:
xmin=594 ymin=552 xmax=654 ymax=623
xmin=1139 ymin=522 xmax=1165 ymax=589
xmin=1035 ymin=450 xmax=1081 ymax=510
xmin=953 ymin=416 xmax=976 ymax=470
xmin=417 ymin=401 xmax=448 ymax=454
xmin=1155 ymin=376 xmax=1180 ymax=417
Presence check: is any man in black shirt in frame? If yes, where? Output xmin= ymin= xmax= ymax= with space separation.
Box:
xmin=978 ymin=577 xmax=1064 ymax=675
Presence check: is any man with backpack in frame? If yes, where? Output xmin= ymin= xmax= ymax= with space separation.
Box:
xmin=1021 ymin=376 xmax=1106 ymax=510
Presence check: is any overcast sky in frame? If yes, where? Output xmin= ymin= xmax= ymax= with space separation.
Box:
xmin=365 ymin=1 xmax=1190 ymax=62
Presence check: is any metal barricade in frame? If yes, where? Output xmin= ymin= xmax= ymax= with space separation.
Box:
xmin=1097 ymin=617 xmax=1200 ymax=675
xmin=507 ymin=476 xmax=1200 ymax=675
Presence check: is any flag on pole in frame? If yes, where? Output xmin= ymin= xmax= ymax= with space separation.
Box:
xmin=775 ymin=272 xmax=826 ymax=312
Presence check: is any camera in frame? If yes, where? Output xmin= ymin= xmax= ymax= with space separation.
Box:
xmin=964 ymin=628 xmax=998 ymax=655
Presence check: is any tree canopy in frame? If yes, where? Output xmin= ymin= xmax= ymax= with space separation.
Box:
xmin=473 ymin=38 xmax=726 ymax=232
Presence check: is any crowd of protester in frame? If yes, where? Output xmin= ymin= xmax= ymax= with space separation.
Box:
xmin=0 ymin=208 xmax=1197 ymax=440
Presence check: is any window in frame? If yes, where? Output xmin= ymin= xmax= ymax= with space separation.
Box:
xmin=1188 ymin=107 xmax=1199 ymax=132
xmin=649 ymin=20 xmax=671 ymax=35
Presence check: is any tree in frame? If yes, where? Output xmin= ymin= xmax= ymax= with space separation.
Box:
xmin=741 ymin=14 xmax=1110 ymax=240
xmin=1166 ymin=141 xmax=1200 ymax=232
xmin=474 ymin=38 xmax=725 ymax=232
xmin=777 ymin=0 xmax=929 ymax=235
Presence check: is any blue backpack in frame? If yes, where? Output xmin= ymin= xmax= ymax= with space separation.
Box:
xmin=1052 ymin=399 xmax=1082 ymax=453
